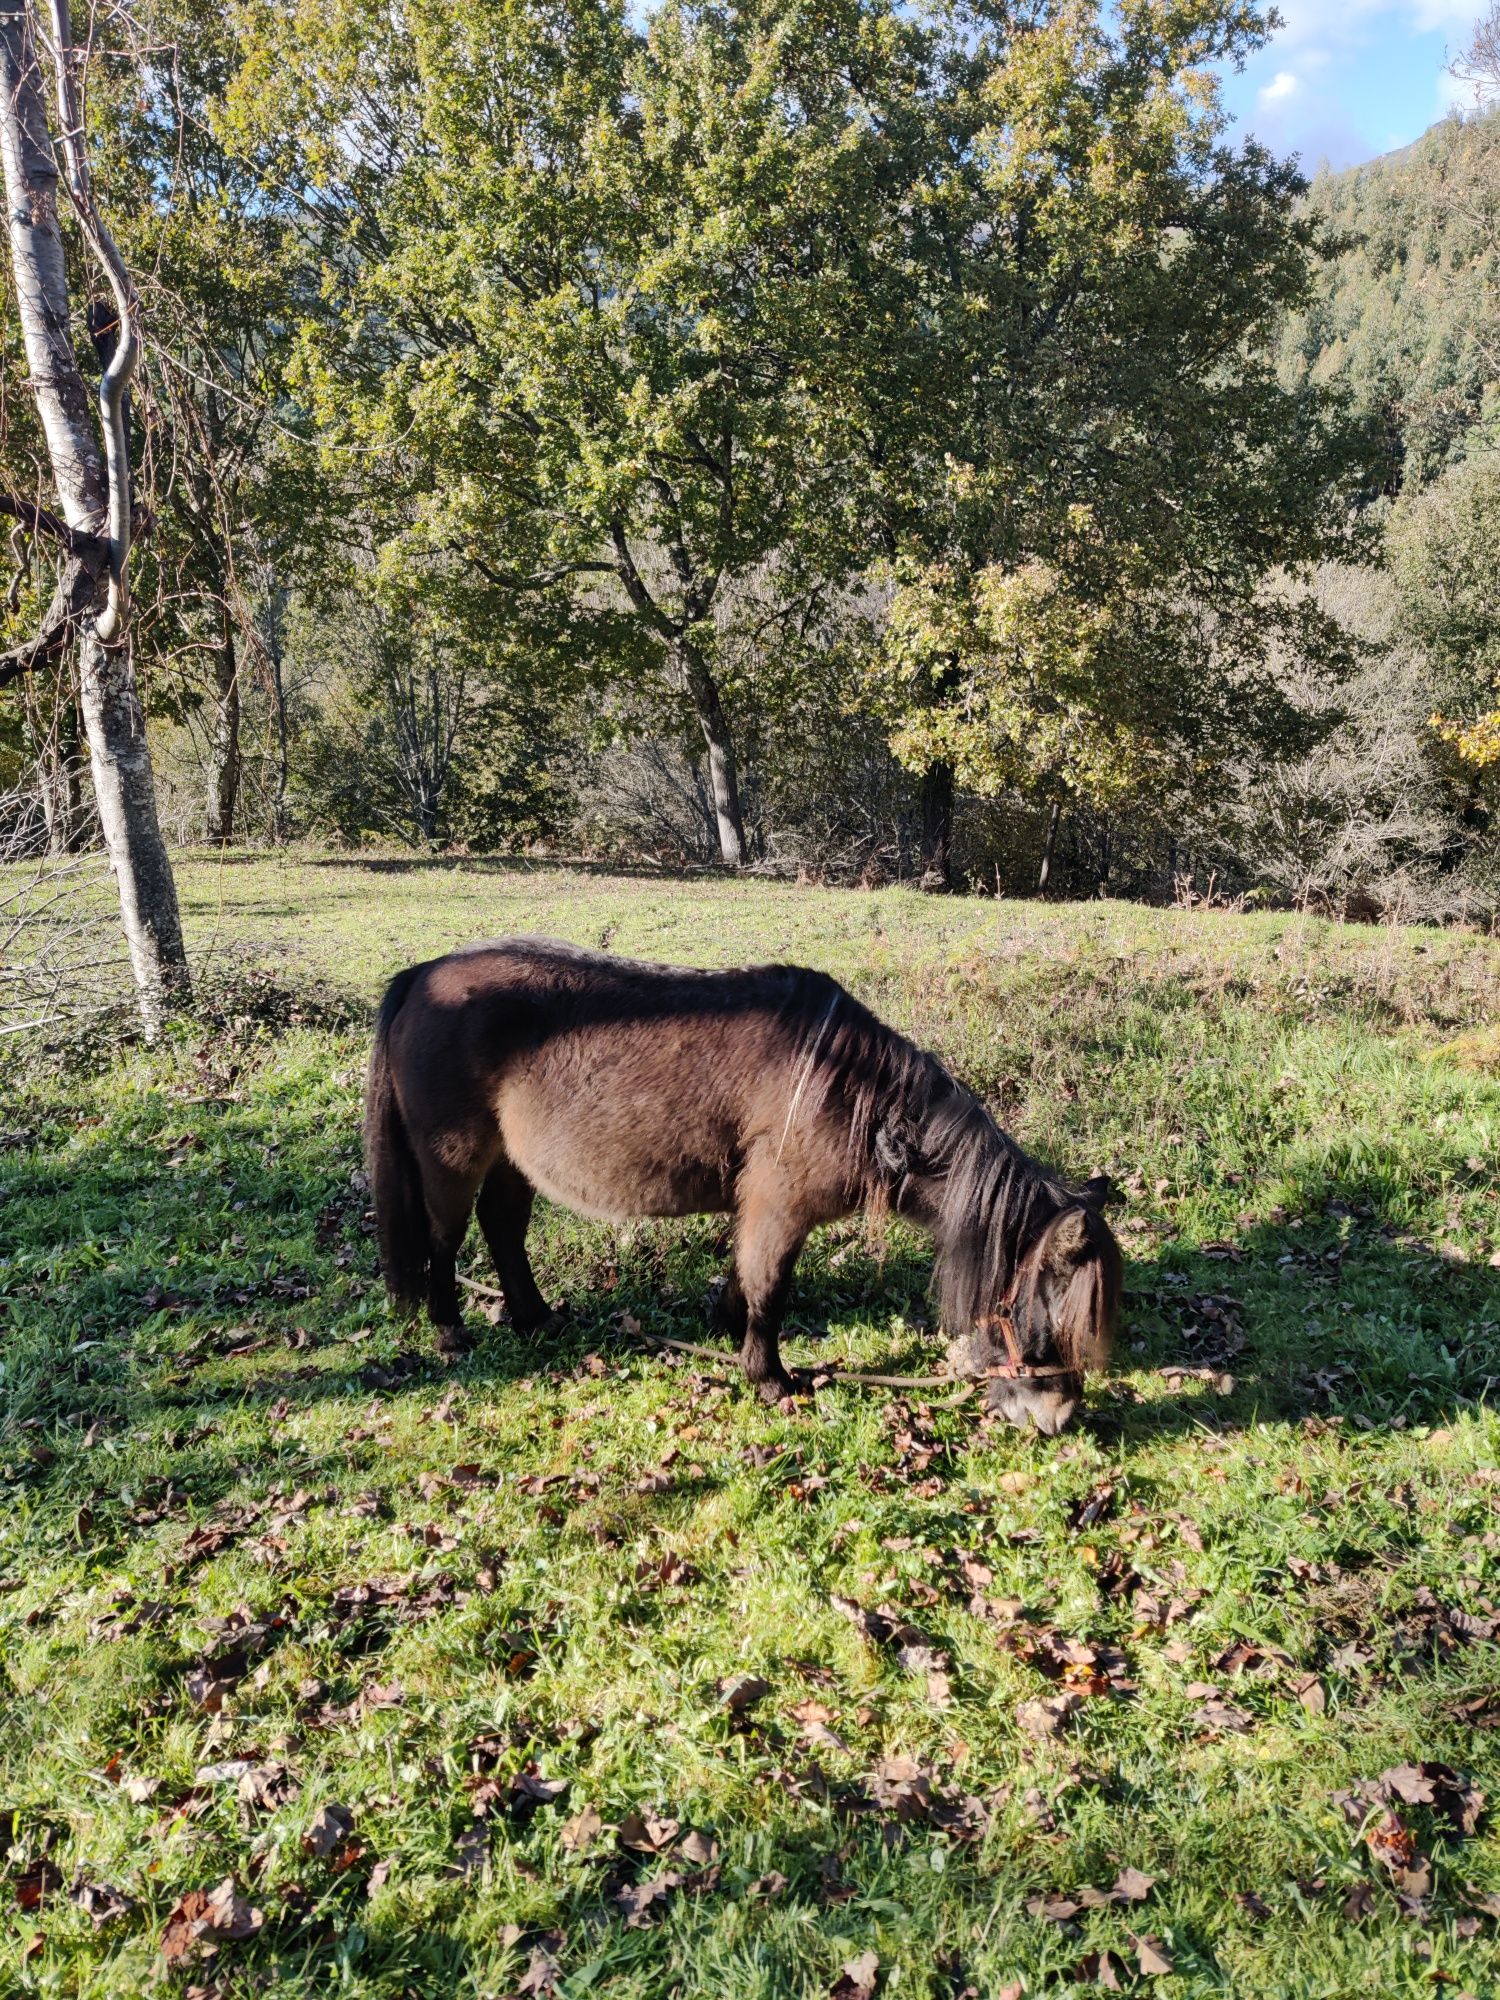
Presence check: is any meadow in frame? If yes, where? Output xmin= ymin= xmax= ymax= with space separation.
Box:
xmin=2 ymin=851 xmax=1498 ymax=1999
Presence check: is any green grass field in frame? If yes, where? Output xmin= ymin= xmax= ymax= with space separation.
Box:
xmin=3 ymin=851 xmax=1499 ymax=1999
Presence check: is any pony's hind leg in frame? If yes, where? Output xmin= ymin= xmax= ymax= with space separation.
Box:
xmin=475 ymin=1161 xmax=553 ymax=1332
xmin=732 ymin=1182 xmax=806 ymax=1403
xmin=420 ymin=1161 xmax=481 ymax=1358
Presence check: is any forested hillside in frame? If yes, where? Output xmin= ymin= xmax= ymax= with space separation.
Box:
xmin=1285 ymin=109 xmax=1500 ymax=491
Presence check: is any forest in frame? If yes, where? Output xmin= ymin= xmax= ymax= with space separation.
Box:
xmin=1 ymin=0 xmax=1498 ymax=1022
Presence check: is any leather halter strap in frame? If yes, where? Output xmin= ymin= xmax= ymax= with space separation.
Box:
xmin=974 ymin=1279 xmax=1078 ymax=1382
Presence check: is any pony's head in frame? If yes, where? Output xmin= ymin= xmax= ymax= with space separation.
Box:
xmin=874 ymin=1070 xmax=1122 ymax=1434
xmin=976 ymin=1185 xmax=1121 ymax=1434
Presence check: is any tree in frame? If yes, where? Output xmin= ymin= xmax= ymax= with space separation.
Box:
xmin=92 ymin=0 xmax=330 ymax=846
xmin=858 ymin=0 xmax=1368 ymax=886
xmin=0 ymin=0 xmax=187 ymax=1032
xmin=223 ymin=0 xmax=940 ymax=866
xmin=1389 ymin=453 xmax=1500 ymax=782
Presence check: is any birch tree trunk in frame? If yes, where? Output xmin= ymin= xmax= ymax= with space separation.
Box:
xmin=0 ymin=0 xmax=187 ymax=1033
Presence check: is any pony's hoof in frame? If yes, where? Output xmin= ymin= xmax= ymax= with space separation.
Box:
xmin=752 ymin=1371 xmax=795 ymax=1405
xmin=434 ymin=1323 xmax=473 ymax=1361
xmin=516 ymin=1308 xmax=564 ymax=1338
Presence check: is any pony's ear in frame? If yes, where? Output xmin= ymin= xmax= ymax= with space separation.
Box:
xmin=1041 ymin=1204 xmax=1092 ymax=1262
xmin=1079 ymin=1173 xmax=1116 ymax=1210
xmin=873 ymin=1119 xmax=914 ymax=1184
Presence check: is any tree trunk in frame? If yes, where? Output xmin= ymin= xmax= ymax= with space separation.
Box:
xmin=1037 ymin=798 xmax=1061 ymax=894
xmin=0 ymin=0 xmax=187 ymax=1032
xmin=676 ymin=638 xmax=745 ymax=867
xmin=918 ymin=760 xmax=954 ymax=888
xmin=204 ymin=606 xmax=240 ymax=842
xmin=79 ymin=624 xmax=188 ymax=1020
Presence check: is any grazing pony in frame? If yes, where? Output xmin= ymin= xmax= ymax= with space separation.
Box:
xmin=364 ymin=938 xmax=1121 ymax=1431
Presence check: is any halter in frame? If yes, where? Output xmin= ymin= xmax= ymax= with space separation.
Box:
xmin=974 ymin=1276 xmax=1079 ymax=1382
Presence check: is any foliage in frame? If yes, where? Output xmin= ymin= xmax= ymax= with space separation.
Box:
xmin=1388 ymin=455 xmax=1500 ymax=778
xmin=859 ymin=0 xmax=1368 ymax=816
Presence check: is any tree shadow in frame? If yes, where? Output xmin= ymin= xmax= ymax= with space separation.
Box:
xmin=303 ymin=852 xmax=725 ymax=883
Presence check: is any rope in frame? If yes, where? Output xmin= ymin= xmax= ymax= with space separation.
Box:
xmin=455 ymin=1271 xmax=975 ymax=1395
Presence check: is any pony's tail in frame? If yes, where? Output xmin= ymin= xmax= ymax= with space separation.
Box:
xmin=364 ymin=964 xmax=429 ymax=1311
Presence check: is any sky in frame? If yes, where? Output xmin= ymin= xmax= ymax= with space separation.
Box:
xmin=1217 ymin=0 xmax=1490 ymax=172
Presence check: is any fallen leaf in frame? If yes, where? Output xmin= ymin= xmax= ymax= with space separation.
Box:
xmin=1027 ymin=1894 xmax=1083 ymax=1922
xmin=614 ymin=1870 xmax=683 ymax=1926
xmin=721 ymin=1674 xmax=771 ymax=1714
xmin=617 ymin=1810 xmax=680 ymax=1854
xmin=14 ymin=1860 xmax=62 ymax=1912
xmin=303 ymin=1802 xmax=356 ymax=1859
xmin=1292 ymin=1673 xmax=1327 ymax=1716
xmin=831 ymin=1949 xmax=880 ymax=2000
xmin=1017 ymin=1692 xmax=1082 ymax=1739
xmin=159 ymin=1878 xmax=263 ymax=1963
xmin=69 ymin=1877 xmax=132 ymax=1927
xmin=1077 ymin=1948 xmax=1125 ymax=1989
xmin=1134 ymin=1935 xmax=1174 ymax=1975
xmin=560 ymin=1804 xmax=605 ymax=1853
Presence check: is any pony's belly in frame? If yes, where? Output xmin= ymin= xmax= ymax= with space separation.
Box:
xmin=498 ymin=1093 xmax=732 ymax=1221
xmin=521 ymin=1157 xmax=729 ymax=1223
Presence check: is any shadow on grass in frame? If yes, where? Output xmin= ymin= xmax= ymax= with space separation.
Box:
xmin=305 ymin=852 xmax=726 ymax=884
xmin=4 ymin=1094 xmax=1497 ymax=1521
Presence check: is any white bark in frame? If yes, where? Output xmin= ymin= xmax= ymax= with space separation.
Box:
xmin=0 ymin=0 xmax=187 ymax=1034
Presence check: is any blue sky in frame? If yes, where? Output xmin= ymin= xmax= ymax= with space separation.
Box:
xmin=1217 ymin=0 xmax=1487 ymax=170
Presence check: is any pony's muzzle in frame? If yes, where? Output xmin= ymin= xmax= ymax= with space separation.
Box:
xmin=986 ymin=1375 xmax=1082 ymax=1435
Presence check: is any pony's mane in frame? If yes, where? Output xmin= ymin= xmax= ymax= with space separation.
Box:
xmin=786 ymin=974 xmax=1090 ymax=1349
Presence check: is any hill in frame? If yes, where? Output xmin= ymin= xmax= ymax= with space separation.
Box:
xmin=1280 ymin=106 xmax=1500 ymax=491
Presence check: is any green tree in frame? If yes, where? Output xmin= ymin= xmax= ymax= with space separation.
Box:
xmin=96 ymin=0 xmax=329 ymax=843
xmin=1389 ymin=453 xmax=1500 ymax=780
xmin=864 ymin=0 xmax=1365 ymax=883
xmin=223 ymin=0 xmax=940 ymax=865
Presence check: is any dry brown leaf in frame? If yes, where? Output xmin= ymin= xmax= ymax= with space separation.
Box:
xmin=560 ymin=1804 xmax=605 ymax=1854
xmin=721 ymin=1674 xmax=771 ymax=1714
xmin=159 ymin=1878 xmax=263 ymax=1964
xmin=302 ymin=1802 xmax=356 ymax=1860
xmin=617 ymin=1810 xmax=680 ymax=1854
xmin=830 ymin=1949 xmax=880 ymax=2000
xmin=1134 ymin=1935 xmax=1175 ymax=1976
xmin=1017 ymin=1692 xmax=1083 ymax=1739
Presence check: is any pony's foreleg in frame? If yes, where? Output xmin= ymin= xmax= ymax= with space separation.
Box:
xmin=733 ymin=1193 xmax=806 ymax=1404
xmin=475 ymin=1162 xmax=553 ymax=1332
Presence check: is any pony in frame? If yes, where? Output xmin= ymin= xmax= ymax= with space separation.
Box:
xmin=364 ymin=937 xmax=1121 ymax=1431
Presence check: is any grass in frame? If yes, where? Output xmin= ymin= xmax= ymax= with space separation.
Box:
xmin=2 ymin=849 xmax=1499 ymax=2000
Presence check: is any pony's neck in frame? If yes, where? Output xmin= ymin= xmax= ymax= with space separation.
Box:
xmin=887 ymin=1056 xmax=1065 ymax=1333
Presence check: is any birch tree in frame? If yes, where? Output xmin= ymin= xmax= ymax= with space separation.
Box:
xmin=0 ymin=0 xmax=187 ymax=1031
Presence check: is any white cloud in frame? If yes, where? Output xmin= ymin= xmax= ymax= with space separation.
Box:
xmin=1260 ymin=70 xmax=1302 ymax=104
xmin=1269 ymin=0 xmax=1470 ymax=51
